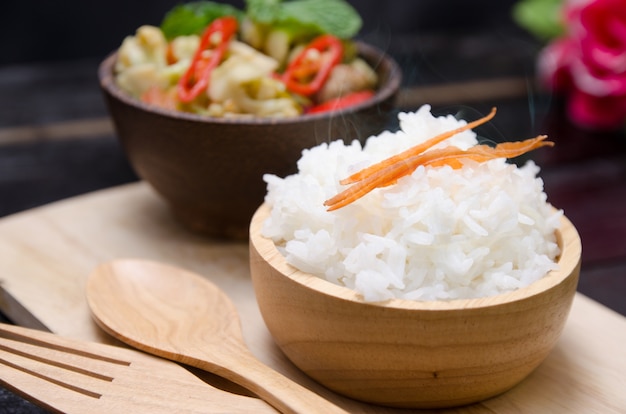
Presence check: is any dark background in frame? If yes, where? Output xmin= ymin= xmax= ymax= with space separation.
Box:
xmin=1 ymin=1 xmax=625 ymax=413
xmin=0 ymin=0 xmax=520 ymax=65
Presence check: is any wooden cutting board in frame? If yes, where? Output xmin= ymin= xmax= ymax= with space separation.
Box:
xmin=1 ymin=182 xmax=625 ymax=413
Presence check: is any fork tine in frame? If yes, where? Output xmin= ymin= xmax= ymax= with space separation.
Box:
xmin=0 ymin=323 xmax=278 ymax=414
xmin=0 ymin=323 xmax=129 ymax=365
xmin=0 ymin=347 xmax=102 ymax=414
xmin=0 ymin=335 xmax=116 ymax=398
xmin=0 ymin=324 xmax=128 ymax=414
xmin=0 ymin=324 xmax=129 ymax=379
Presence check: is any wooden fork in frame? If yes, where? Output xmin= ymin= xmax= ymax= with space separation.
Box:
xmin=0 ymin=323 xmax=276 ymax=414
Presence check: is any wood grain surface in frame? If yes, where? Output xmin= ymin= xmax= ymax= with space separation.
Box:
xmin=86 ymin=259 xmax=350 ymax=414
xmin=0 ymin=323 xmax=276 ymax=413
xmin=0 ymin=182 xmax=624 ymax=413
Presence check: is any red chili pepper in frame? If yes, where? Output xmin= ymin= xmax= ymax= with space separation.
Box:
xmin=282 ymin=34 xmax=343 ymax=97
xmin=177 ymin=16 xmax=238 ymax=103
xmin=307 ymin=90 xmax=375 ymax=114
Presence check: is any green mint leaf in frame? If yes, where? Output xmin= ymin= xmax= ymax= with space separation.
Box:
xmin=160 ymin=1 xmax=243 ymax=39
xmin=245 ymin=0 xmax=362 ymax=39
xmin=245 ymin=0 xmax=283 ymax=24
xmin=279 ymin=0 xmax=362 ymax=39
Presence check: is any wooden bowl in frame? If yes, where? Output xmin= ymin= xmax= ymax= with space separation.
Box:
xmin=98 ymin=43 xmax=401 ymax=239
xmin=249 ymin=203 xmax=582 ymax=408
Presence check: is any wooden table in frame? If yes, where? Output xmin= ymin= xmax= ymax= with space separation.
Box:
xmin=0 ymin=182 xmax=624 ymax=413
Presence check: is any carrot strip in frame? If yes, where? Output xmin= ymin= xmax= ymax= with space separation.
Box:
xmin=423 ymin=136 xmax=554 ymax=169
xmin=325 ymin=147 xmax=464 ymax=211
xmin=324 ymin=135 xmax=554 ymax=211
xmin=467 ymin=135 xmax=553 ymax=159
xmin=340 ymin=107 xmax=497 ymax=185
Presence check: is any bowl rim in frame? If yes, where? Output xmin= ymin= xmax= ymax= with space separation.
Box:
xmin=249 ymin=202 xmax=582 ymax=311
xmin=98 ymin=41 xmax=402 ymax=126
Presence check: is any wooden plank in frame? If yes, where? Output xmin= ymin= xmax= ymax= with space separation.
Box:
xmin=0 ymin=182 xmax=624 ymax=413
xmin=0 ymin=118 xmax=114 ymax=146
xmin=396 ymin=77 xmax=530 ymax=108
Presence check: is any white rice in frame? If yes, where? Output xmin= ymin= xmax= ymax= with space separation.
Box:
xmin=261 ymin=105 xmax=562 ymax=302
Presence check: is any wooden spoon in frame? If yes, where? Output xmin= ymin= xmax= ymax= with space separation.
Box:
xmin=85 ymin=259 xmax=348 ymax=414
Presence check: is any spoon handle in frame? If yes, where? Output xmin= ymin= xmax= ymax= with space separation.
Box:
xmin=189 ymin=344 xmax=349 ymax=414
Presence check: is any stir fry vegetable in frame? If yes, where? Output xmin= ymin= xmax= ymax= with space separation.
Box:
xmin=281 ymin=34 xmax=343 ymax=96
xmin=114 ymin=0 xmax=377 ymax=118
xmin=324 ymin=108 xmax=555 ymax=211
xmin=178 ymin=16 xmax=238 ymax=102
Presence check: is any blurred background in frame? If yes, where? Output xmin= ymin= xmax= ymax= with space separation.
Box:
xmin=1 ymin=0 xmax=521 ymax=65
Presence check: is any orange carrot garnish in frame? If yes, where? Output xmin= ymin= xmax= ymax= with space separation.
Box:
xmin=340 ymin=107 xmax=497 ymax=185
xmin=324 ymin=109 xmax=553 ymax=212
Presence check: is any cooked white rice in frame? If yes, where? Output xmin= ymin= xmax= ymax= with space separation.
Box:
xmin=261 ymin=105 xmax=562 ymax=302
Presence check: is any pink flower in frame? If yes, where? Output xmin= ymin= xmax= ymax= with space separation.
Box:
xmin=538 ymin=0 xmax=626 ymax=130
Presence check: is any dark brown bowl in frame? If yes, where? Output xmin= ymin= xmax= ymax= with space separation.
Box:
xmin=98 ymin=42 xmax=402 ymax=239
